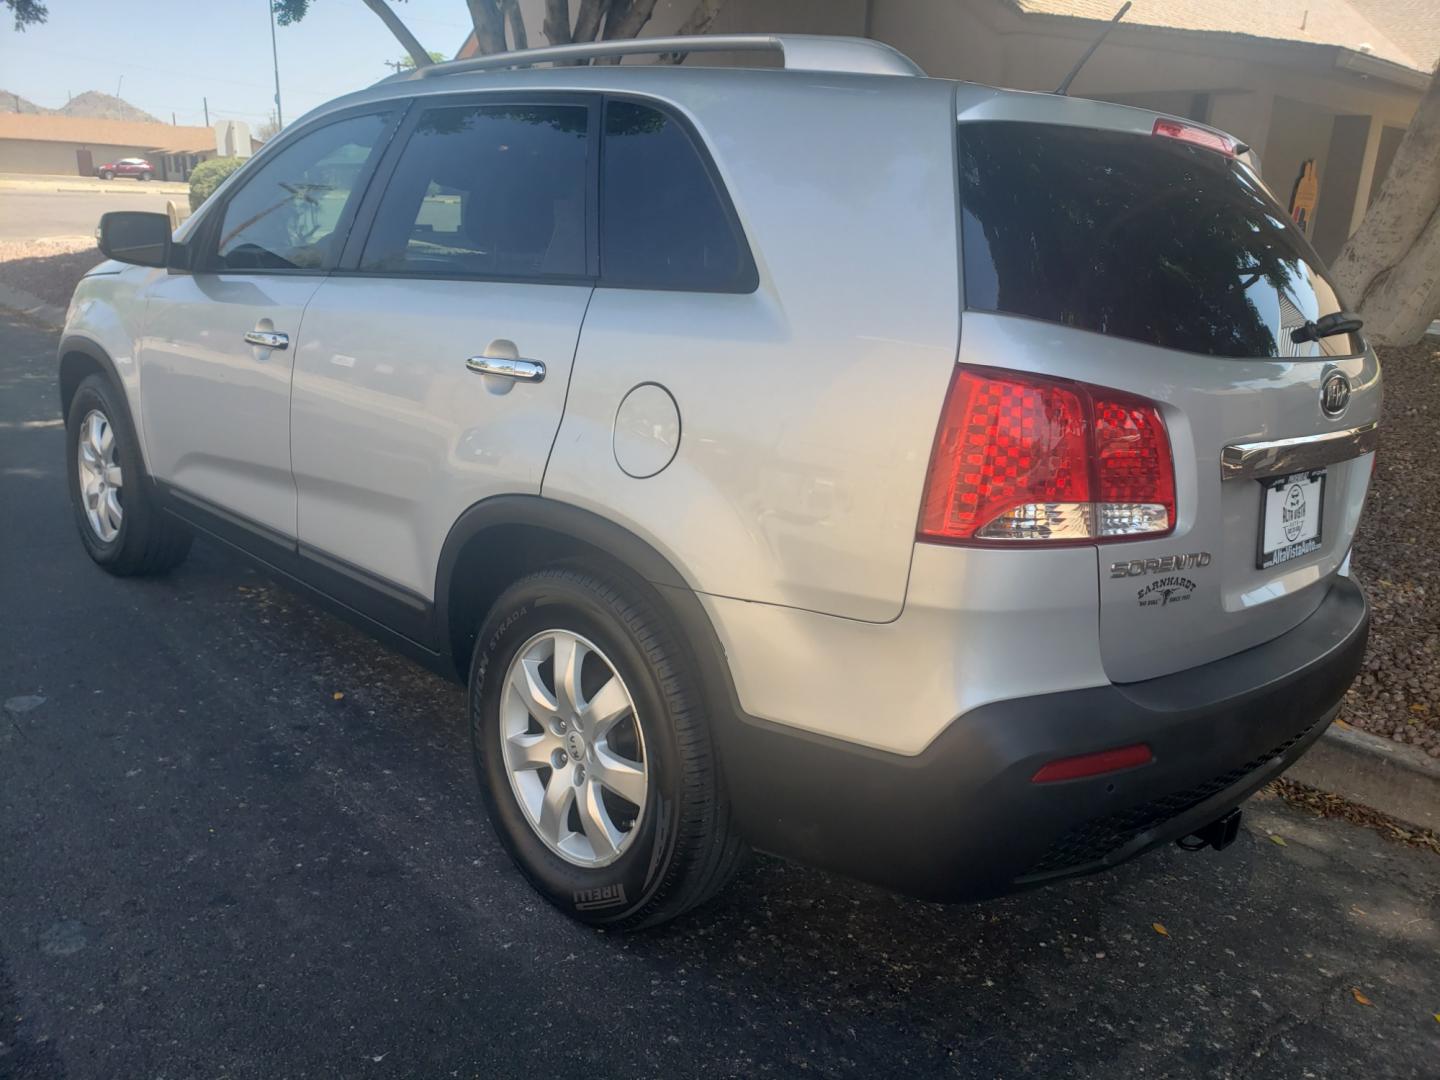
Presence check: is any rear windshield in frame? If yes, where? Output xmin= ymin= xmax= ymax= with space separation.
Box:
xmin=957 ymin=121 xmax=1361 ymax=358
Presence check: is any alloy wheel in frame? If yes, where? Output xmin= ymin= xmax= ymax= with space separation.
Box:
xmin=76 ymin=409 xmax=123 ymax=542
xmin=499 ymin=629 xmax=648 ymax=868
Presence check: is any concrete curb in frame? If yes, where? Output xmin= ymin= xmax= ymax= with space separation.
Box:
xmin=0 ymin=283 xmax=65 ymax=329
xmin=1285 ymin=723 xmax=1440 ymax=833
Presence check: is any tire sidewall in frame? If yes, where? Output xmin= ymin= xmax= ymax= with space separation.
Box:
xmin=470 ymin=574 xmax=684 ymax=927
xmin=65 ymin=378 xmax=141 ymax=565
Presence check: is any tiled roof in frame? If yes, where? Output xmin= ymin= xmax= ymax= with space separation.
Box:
xmin=1011 ymin=0 xmax=1437 ymax=73
xmin=0 ymin=112 xmax=216 ymax=153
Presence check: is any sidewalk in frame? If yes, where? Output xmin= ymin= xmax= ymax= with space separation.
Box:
xmin=0 ymin=172 xmax=188 ymax=196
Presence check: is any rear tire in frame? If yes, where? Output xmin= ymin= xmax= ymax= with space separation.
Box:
xmin=470 ymin=565 xmax=746 ymax=930
xmin=137 ymin=172 xmax=150 ymax=182
xmin=65 ymin=374 xmax=191 ymax=576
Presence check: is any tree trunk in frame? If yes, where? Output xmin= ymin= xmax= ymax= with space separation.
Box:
xmin=660 ymin=0 xmax=726 ymax=63
xmin=469 ymin=0 xmax=728 ymax=64
xmin=602 ymin=0 xmax=659 ymax=40
xmin=1330 ymin=66 xmax=1440 ymax=347
xmin=542 ymin=0 xmax=572 ymax=45
xmin=466 ymin=0 xmax=509 ymax=55
xmin=570 ymin=0 xmax=609 ymax=44
xmin=502 ymin=0 xmax=528 ymax=50
xmin=360 ymin=0 xmax=434 ymax=68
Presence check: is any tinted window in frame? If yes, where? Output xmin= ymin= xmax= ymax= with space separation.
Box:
xmin=213 ymin=113 xmax=389 ymax=271
xmin=958 ymin=122 xmax=1359 ymax=358
xmin=360 ymin=104 xmax=589 ymax=278
xmin=602 ymin=101 xmax=751 ymax=291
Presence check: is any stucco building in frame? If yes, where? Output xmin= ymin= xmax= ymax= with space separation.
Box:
xmin=0 ymin=113 xmax=221 ymax=181
xmin=465 ymin=0 xmax=1436 ymax=262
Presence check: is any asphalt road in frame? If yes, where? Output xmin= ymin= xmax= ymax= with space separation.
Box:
xmin=2 ymin=310 xmax=1438 ymax=1079
xmin=0 ymin=189 xmax=178 ymax=241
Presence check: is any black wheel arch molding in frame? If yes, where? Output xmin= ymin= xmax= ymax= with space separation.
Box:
xmin=58 ymin=335 xmax=135 ymax=434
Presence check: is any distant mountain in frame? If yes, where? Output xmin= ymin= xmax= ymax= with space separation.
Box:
xmin=0 ymin=89 xmax=162 ymax=123
xmin=59 ymin=91 xmax=161 ymax=123
xmin=0 ymin=89 xmax=51 ymax=114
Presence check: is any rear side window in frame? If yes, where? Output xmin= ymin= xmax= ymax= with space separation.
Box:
xmin=601 ymin=101 xmax=753 ymax=292
xmin=360 ymin=103 xmax=589 ymax=278
xmin=213 ymin=113 xmax=390 ymax=271
xmin=957 ymin=122 xmax=1359 ymax=358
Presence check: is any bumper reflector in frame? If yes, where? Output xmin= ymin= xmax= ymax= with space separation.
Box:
xmin=1031 ymin=743 xmax=1154 ymax=783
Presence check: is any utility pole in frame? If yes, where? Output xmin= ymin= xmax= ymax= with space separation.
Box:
xmin=383 ymin=59 xmax=407 ymax=75
xmin=203 ymin=97 xmax=210 ymax=125
xmin=267 ymin=0 xmax=284 ymax=129
xmin=115 ymin=75 xmax=124 ymax=99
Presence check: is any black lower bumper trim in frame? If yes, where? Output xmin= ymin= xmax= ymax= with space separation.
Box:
xmin=715 ymin=576 xmax=1369 ymax=903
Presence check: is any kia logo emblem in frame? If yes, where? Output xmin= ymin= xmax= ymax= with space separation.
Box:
xmin=1321 ymin=372 xmax=1350 ymax=418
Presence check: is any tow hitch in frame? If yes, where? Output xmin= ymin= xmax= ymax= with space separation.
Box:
xmin=1177 ymin=808 xmax=1243 ymax=852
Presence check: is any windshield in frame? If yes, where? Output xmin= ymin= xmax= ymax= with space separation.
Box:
xmin=957 ymin=121 xmax=1361 ymax=359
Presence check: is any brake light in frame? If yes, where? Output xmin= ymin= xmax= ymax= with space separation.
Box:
xmin=917 ymin=366 xmax=1175 ymax=545
xmin=1152 ymin=117 xmax=1238 ymax=157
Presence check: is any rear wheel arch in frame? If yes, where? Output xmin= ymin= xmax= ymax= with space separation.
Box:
xmin=436 ymin=497 xmax=732 ymax=704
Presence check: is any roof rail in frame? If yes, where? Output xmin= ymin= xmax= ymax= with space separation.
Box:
xmin=407 ymin=34 xmax=925 ymax=80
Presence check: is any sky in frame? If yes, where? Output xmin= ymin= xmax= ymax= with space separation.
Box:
xmin=0 ymin=0 xmax=477 ymax=131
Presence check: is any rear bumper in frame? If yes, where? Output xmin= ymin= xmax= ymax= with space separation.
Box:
xmin=717 ymin=575 xmax=1368 ymax=902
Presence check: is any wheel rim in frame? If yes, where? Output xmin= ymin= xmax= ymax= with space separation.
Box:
xmin=499 ymin=629 xmax=648 ymax=868
xmin=76 ymin=409 xmax=123 ymax=542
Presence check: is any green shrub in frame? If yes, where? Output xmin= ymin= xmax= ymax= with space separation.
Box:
xmin=188 ymin=156 xmax=245 ymax=211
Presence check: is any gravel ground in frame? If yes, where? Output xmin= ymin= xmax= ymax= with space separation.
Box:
xmin=1345 ymin=338 xmax=1440 ymax=755
xmin=0 ymin=238 xmax=101 ymax=307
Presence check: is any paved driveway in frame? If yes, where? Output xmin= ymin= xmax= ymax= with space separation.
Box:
xmin=0 ymin=189 xmax=178 ymax=241
xmin=1 ymin=312 xmax=1437 ymax=1078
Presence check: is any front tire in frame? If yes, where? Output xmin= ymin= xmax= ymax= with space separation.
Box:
xmin=98 ymin=171 xmax=113 ymax=180
xmin=137 ymin=172 xmax=150 ymax=182
xmin=470 ymin=566 xmax=746 ymax=930
xmin=65 ymin=374 xmax=191 ymax=576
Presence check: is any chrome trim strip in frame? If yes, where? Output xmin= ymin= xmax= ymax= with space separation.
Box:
xmin=1221 ymin=422 xmax=1378 ymax=481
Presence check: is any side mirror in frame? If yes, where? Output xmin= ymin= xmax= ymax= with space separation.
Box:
xmin=96 ymin=211 xmax=171 ymax=268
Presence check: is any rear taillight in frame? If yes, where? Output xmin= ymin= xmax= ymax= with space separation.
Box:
xmin=1152 ymin=117 xmax=1238 ymax=157
xmin=917 ymin=366 xmax=1175 ymax=545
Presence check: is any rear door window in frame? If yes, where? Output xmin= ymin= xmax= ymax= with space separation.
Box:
xmin=359 ymin=102 xmax=590 ymax=279
xmin=957 ymin=121 xmax=1360 ymax=358
xmin=600 ymin=100 xmax=754 ymax=292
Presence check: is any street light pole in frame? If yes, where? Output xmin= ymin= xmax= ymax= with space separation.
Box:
xmin=268 ymin=0 xmax=284 ymax=129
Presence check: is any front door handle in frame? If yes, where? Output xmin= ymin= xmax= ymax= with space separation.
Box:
xmin=466 ymin=352 xmax=545 ymax=382
xmin=244 ymin=330 xmax=289 ymax=350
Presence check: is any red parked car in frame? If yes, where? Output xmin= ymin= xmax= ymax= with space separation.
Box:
xmin=97 ymin=157 xmax=153 ymax=181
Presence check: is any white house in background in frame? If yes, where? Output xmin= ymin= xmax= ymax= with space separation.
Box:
xmin=459 ymin=0 xmax=1436 ymax=262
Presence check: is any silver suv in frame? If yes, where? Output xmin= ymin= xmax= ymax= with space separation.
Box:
xmin=61 ymin=35 xmax=1377 ymax=929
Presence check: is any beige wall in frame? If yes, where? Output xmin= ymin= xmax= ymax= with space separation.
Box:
xmin=0 ymin=139 xmax=162 ymax=175
xmin=510 ymin=0 xmax=1423 ymax=251
xmin=1264 ymin=95 xmax=1338 ymax=232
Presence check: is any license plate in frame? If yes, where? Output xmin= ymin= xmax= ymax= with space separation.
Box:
xmin=1257 ymin=469 xmax=1325 ymax=569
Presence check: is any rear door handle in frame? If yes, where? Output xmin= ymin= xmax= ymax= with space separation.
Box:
xmin=466 ymin=354 xmax=545 ymax=382
xmin=244 ymin=330 xmax=289 ymax=350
